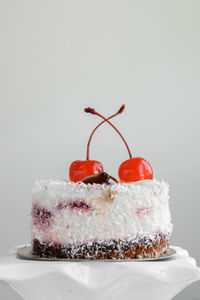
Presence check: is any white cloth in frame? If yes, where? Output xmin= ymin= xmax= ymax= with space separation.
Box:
xmin=0 ymin=246 xmax=200 ymax=300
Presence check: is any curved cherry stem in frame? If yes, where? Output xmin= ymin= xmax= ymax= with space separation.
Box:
xmin=85 ymin=105 xmax=132 ymax=159
xmin=86 ymin=105 xmax=125 ymax=160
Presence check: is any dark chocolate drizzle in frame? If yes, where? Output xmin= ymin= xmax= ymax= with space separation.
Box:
xmin=81 ymin=172 xmax=118 ymax=185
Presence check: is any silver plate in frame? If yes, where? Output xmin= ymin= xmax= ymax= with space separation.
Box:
xmin=17 ymin=245 xmax=176 ymax=262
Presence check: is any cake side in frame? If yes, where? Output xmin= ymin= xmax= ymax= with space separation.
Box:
xmin=33 ymin=234 xmax=169 ymax=259
xmin=31 ymin=179 xmax=172 ymax=259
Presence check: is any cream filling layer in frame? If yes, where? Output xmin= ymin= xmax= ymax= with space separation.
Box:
xmin=32 ymin=179 xmax=173 ymax=244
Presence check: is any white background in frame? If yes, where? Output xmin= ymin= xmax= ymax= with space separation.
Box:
xmin=0 ymin=0 xmax=200 ymax=299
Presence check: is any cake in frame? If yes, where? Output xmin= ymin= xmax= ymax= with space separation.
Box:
xmin=31 ymin=105 xmax=173 ymax=259
xmin=32 ymin=178 xmax=172 ymax=259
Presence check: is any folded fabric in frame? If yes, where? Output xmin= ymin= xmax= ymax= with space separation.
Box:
xmin=0 ymin=246 xmax=199 ymax=300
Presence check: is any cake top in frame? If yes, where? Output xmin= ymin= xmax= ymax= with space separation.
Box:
xmin=34 ymin=105 xmax=165 ymax=194
xmin=33 ymin=178 xmax=168 ymax=193
xmin=32 ymin=178 xmax=169 ymax=208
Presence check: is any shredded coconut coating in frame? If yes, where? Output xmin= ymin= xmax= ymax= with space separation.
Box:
xmin=31 ymin=179 xmax=173 ymax=245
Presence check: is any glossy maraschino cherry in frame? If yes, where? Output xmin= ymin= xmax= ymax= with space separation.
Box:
xmin=69 ymin=105 xmax=125 ymax=182
xmin=118 ymin=157 xmax=153 ymax=182
xmin=85 ymin=106 xmax=153 ymax=183
xmin=69 ymin=160 xmax=103 ymax=183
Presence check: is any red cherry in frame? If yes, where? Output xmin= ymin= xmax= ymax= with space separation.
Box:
xmin=69 ymin=160 xmax=103 ymax=182
xmin=69 ymin=105 xmax=125 ymax=183
xmin=118 ymin=158 xmax=153 ymax=183
xmin=85 ymin=106 xmax=153 ymax=183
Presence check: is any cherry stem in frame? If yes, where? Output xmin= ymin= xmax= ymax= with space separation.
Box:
xmin=86 ymin=105 xmax=125 ymax=160
xmin=85 ymin=105 xmax=132 ymax=159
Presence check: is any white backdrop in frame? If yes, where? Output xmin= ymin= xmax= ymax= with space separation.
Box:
xmin=0 ymin=0 xmax=200 ymax=299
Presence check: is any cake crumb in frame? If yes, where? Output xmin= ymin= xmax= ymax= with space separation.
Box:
xmin=104 ymin=190 xmax=117 ymax=203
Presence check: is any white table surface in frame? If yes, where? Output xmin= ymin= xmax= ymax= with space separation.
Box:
xmin=0 ymin=246 xmax=200 ymax=300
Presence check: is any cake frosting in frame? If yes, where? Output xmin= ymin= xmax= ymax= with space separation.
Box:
xmin=31 ymin=179 xmax=172 ymax=259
